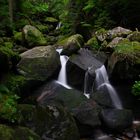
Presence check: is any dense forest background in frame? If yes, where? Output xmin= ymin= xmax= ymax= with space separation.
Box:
xmin=1 ymin=0 xmax=140 ymax=37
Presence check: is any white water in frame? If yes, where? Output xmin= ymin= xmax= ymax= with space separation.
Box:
xmin=95 ymin=65 xmax=122 ymax=109
xmin=56 ymin=49 xmax=72 ymax=89
xmin=84 ymin=67 xmax=91 ymax=98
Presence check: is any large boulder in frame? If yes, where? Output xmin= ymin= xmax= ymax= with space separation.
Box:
xmin=18 ymin=104 xmax=80 ymax=140
xmin=23 ymin=25 xmax=47 ymax=48
xmin=17 ymin=46 xmax=61 ymax=82
xmin=57 ymin=34 xmax=84 ymax=56
xmin=100 ymin=109 xmax=133 ymax=131
xmin=107 ymin=40 xmax=140 ymax=82
xmin=0 ymin=124 xmax=41 ymax=140
xmin=66 ymin=49 xmax=103 ymax=90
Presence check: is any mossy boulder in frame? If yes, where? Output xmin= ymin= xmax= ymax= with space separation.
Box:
xmin=57 ymin=34 xmax=84 ymax=56
xmin=0 ymin=124 xmax=41 ymax=140
xmin=23 ymin=25 xmax=47 ymax=48
xmin=18 ymin=104 xmax=80 ymax=140
xmin=127 ymin=31 xmax=140 ymax=42
xmin=86 ymin=36 xmax=100 ymax=50
xmin=108 ymin=40 xmax=140 ymax=81
xmin=17 ymin=45 xmax=60 ymax=82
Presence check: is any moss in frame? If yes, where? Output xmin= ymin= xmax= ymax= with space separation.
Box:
xmin=57 ymin=34 xmax=84 ymax=47
xmin=0 ymin=124 xmax=14 ymax=140
xmin=14 ymin=32 xmax=23 ymax=44
xmin=86 ymin=36 xmax=100 ymax=50
xmin=0 ymin=124 xmax=41 ymax=140
xmin=115 ymin=40 xmax=140 ymax=64
xmin=44 ymin=17 xmax=58 ymax=23
xmin=36 ymin=24 xmax=49 ymax=33
xmin=128 ymin=31 xmax=140 ymax=42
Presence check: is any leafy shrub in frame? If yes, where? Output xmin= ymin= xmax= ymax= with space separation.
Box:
xmin=0 ymin=84 xmax=20 ymax=123
xmin=132 ymin=81 xmax=140 ymax=96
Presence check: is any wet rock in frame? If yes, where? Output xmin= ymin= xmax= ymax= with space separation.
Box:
xmin=100 ymin=109 xmax=133 ymax=131
xmin=17 ymin=46 xmax=61 ymax=82
xmin=35 ymin=81 xmax=87 ymax=110
xmin=66 ymin=49 xmax=102 ymax=90
xmin=91 ymin=90 xmax=114 ymax=108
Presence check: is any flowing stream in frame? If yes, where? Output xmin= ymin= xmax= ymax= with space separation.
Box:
xmin=56 ymin=49 xmax=72 ymax=89
xmin=95 ymin=65 xmax=122 ymax=109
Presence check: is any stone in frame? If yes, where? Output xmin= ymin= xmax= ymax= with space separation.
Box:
xmin=66 ymin=49 xmax=102 ymax=90
xmin=107 ymin=40 xmax=140 ymax=82
xmin=107 ymin=26 xmax=132 ymax=40
xmin=17 ymin=45 xmax=61 ymax=82
xmin=58 ymin=34 xmax=84 ymax=56
xmin=23 ymin=25 xmax=47 ymax=48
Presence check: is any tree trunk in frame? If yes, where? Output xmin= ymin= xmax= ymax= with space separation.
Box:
xmin=9 ymin=0 xmax=14 ymax=24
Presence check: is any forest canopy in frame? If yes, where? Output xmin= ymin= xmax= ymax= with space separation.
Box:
xmin=0 ymin=0 xmax=140 ymax=36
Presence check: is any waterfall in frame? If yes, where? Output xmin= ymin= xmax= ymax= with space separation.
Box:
xmin=95 ymin=65 xmax=122 ymax=109
xmin=84 ymin=67 xmax=91 ymax=98
xmin=56 ymin=49 xmax=72 ymax=89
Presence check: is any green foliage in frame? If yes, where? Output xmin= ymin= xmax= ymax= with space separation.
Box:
xmin=132 ymin=81 xmax=140 ymax=96
xmin=19 ymin=0 xmax=49 ymax=15
xmin=0 ymin=84 xmax=20 ymax=123
xmin=3 ymin=74 xmax=26 ymax=94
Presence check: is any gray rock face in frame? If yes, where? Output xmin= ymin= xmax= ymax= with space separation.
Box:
xmin=18 ymin=46 xmax=61 ymax=82
xmin=23 ymin=25 xmax=47 ymax=48
xmin=100 ymin=109 xmax=133 ymax=131
xmin=66 ymin=49 xmax=103 ymax=90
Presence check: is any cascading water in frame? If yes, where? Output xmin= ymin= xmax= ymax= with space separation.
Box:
xmin=84 ymin=67 xmax=91 ymax=98
xmin=56 ymin=49 xmax=72 ymax=89
xmin=95 ymin=65 xmax=122 ymax=109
